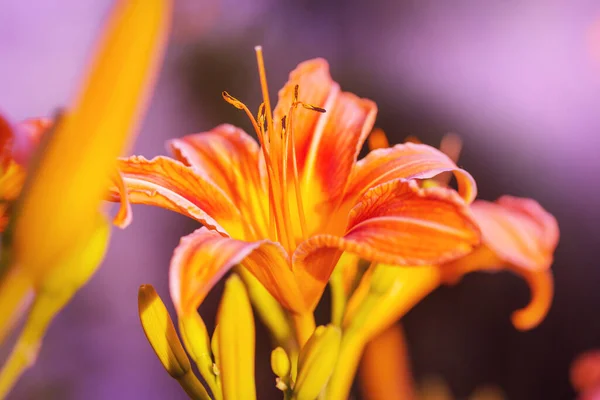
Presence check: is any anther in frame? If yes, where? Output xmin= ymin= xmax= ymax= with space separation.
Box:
xmin=280 ymin=116 xmax=287 ymax=139
xmin=300 ymin=103 xmax=326 ymax=113
xmin=293 ymin=85 xmax=299 ymax=104
xmin=222 ymin=91 xmax=245 ymax=110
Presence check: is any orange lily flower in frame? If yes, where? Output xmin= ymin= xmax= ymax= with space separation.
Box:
xmin=113 ymin=48 xmax=481 ymax=342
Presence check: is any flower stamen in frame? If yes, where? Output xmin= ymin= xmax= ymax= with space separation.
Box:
xmin=255 ymin=47 xmax=293 ymax=251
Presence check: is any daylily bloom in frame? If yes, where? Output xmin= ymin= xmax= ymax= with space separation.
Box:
xmin=0 ymin=1 xmax=170 ymax=396
xmin=112 ymin=48 xmax=481 ymax=343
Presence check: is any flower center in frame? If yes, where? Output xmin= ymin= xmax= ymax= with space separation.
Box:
xmin=222 ymin=46 xmax=325 ymax=253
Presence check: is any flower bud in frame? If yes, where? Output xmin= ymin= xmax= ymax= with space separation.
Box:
xmin=294 ymin=325 xmax=341 ymax=400
xmin=271 ymin=347 xmax=291 ymax=378
xmin=217 ymin=274 xmax=256 ymax=400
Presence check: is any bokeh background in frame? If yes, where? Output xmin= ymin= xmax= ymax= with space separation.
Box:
xmin=2 ymin=0 xmax=600 ymax=398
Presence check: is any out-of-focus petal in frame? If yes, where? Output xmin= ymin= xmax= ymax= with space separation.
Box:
xmin=571 ymin=350 xmax=600 ymax=396
xmin=0 ymin=114 xmax=13 ymax=168
xmin=443 ymin=196 xmax=559 ymax=330
xmin=293 ymin=180 xmax=479 ymax=310
xmin=345 ymin=142 xmax=477 ymax=205
xmin=11 ymin=118 xmax=52 ymax=166
xmin=168 ymin=124 xmax=268 ymax=237
xmin=471 ymin=196 xmax=559 ymax=271
xmin=359 ymin=325 xmax=417 ymax=400
xmin=109 ymin=155 xmax=245 ymax=238
xmin=170 ymin=228 xmax=305 ymax=316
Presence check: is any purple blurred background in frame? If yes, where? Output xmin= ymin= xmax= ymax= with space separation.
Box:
xmin=1 ymin=0 xmax=600 ymax=398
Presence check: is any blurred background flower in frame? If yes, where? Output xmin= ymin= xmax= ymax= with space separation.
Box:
xmin=1 ymin=0 xmax=599 ymax=399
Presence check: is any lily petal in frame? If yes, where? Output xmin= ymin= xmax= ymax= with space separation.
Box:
xmin=274 ymin=59 xmax=377 ymax=233
xmin=273 ymin=58 xmax=335 ymax=172
xmin=293 ymin=180 xmax=480 ymax=310
xmin=11 ymin=118 xmax=52 ymax=166
xmin=110 ymin=171 xmax=132 ymax=229
xmin=345 ymin=142 xmax=477 ymax=205
xmin=170 ymin=228 xmax=305 ymax=316
xmin=472 ymin=196 xmax=559 ymax=271
xmin=301 ymin=92 xmax=377 ymax=233
xmin=110 ymin=155 xmax=244 ymax=238
xmin=443 ymin=196 xmax=559 ymax=330
xmin=168 ymin=124 xmax=268 ymax=236
xmin=0 ymin=114 xmax=12 ymax=169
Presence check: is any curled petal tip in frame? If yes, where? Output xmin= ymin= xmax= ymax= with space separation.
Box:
xmin=111 ymin=171 xmax=132 ymax=229
xmin=510 ymin=268 xmax=554 ymax=331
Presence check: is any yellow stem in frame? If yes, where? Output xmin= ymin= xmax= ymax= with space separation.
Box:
xmin=292 ymin=312 xmax=316 ymax=348
xmin=0 ymin=268 xmax=33 ymax=345
xmin=0 ymin=291 xmax=65 ymax=397
xmin=329 ymin=271 xmax=346 ymax=327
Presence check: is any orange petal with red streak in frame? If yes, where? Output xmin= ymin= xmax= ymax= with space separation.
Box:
xmin=301 ymin=92 xmax=377 ymax=232
xmin=293 ymin=180 xmax=480 ymax=310
xmin=168 ymin=124 xmax=268 ymax=235
xmin=170 ymin=228 xmax=305 ymax=315
xmin=273 ymin=58 xmax=335 ymax=172
xmin=346 ymin=142 xmax=477 ymax=204
xmin=109 ymin=155 xmax=244 ymax=237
